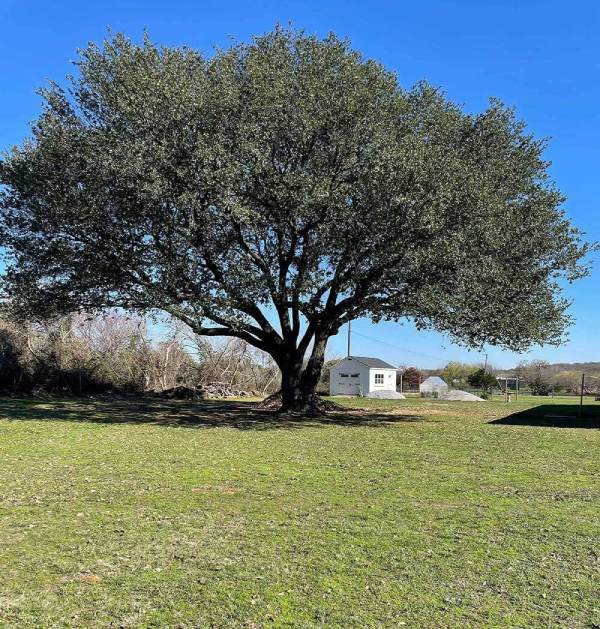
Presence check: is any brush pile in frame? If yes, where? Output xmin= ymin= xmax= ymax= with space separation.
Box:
xmin=159 ymin=383 xmax=257 ymax=399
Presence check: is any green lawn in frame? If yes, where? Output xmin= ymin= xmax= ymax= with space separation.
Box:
xmin=0 ymin=396 xmax=598 ymax=628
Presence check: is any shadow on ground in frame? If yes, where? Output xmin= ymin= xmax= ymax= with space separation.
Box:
xmin=0 ymin=397 xmax=427 ymax=430
xmin=491 ymin=404 xmax=600 ymax=429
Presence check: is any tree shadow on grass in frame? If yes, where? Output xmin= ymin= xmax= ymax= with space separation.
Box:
xmin=490 ymin=404 xmax=600 ymax=429
xmin=0 ymin=396 xmax=428 ymax=430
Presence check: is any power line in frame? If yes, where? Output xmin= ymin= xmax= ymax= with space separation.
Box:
xmin=350 ymin=330 xmax=446 ymax=362
xmin=349 ymin=329 xmax=600 ymax=370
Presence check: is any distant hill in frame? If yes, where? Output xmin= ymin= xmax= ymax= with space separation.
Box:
xmin=500 ymin=362 xmax=600 ymax=376
xmin=536 ymin=361 xmax=600 ymax=372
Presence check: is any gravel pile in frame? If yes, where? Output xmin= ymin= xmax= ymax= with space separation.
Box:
xmin=441 ymin=390 xmax=485 ymax=402
xmin=366 ymin=390 xmax=406 ymax=400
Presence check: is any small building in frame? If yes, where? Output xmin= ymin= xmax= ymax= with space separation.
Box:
xmin=329 ymin=356 xmax=397 ymax=396
xmin=420 ymin=376 xmax=449 ymax=398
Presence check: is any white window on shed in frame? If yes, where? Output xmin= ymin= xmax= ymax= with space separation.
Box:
xmin=374 ymin=373 xmax=384 ymax=385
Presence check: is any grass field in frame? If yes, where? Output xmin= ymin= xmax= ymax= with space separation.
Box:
xmin=0 ymin=395 xmax=598 ymax=628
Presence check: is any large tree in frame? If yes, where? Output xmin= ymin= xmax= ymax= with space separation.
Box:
xmin=0 ymin=29 xmax=591 ymax=411
xmin=440 ymin=361 xmax=477 ymax=388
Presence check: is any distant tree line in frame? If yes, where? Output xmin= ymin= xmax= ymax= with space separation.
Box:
xmin=513 ymin=360 xmax=599 ymax=395
xmin=428 ymin=359 xmax=600 ymax=395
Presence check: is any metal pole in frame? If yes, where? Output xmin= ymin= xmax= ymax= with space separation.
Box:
xmin=347 ymin=321 xmax=351 ymax=357
xmin=516 ymin=375 xmax=519 ymax=400
xmin=579 ymin=373 xmax=585 ymax=418
xmin=400 ymin=372 xmax=403 ymax=394
xmin=484 ymin=353 xmax=488 ymax=372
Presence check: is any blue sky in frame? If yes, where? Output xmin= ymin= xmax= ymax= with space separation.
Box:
xmin=1 ymin=0 xmax=598 ymax=368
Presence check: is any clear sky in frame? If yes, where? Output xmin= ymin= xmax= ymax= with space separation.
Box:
xmin=1 ymin=0 xmax=598 ymax=369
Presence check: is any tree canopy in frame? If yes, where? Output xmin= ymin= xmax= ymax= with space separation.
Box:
xmin=440 ymin=361 xmax=478 ymax=387
xmin=0 ymin=28 xmax=591 ymax=410
xmin=467 ymin=368 xmax=498 ymax=393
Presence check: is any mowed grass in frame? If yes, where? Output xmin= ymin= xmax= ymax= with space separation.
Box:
xmin=0 ymin=396 xmax=598 ymax=628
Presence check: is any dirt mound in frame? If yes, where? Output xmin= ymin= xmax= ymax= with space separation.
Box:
xmin=160 ymin=386 xmax=206 ymax=400
xmin=441 ymin=390 xmax=485 ymax=401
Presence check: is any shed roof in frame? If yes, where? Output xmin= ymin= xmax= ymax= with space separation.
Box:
xmin=420 ymin=376 xmax=448 ymax=386
xmin=337 ymin=356 xmax=396 ymax=369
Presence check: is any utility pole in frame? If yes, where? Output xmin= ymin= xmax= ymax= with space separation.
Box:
xmin=579 ymin=373 xmax=585 ymax=419
xmin=483 ymin=352 xmax=488 ymax=373
xmin=399 ymin=371 xmax=403 ymax=394
xmin=347 ymin=321 xmax=351 ymax=357
xmin=516 ymin=375 xmax=519 ymax=400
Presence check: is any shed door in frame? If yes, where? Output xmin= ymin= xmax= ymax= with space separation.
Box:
xmin=338 ymin=373 xmax=361 ymax=395
xmin=348 ymin=373 xmax=361 ymax=394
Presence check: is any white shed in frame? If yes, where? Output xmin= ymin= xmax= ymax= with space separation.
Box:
xmin=329 ymin=356 xmax=397 ymax=397
xmin=419 ymin=376 xmax=449 ymax=397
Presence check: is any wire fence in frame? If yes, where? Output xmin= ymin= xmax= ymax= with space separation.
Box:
xmin=399 ymin=374 xmax=600 ymax=401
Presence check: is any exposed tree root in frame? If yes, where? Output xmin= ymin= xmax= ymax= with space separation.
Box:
xmin=256 ymin=392 xmax=341 ymax=414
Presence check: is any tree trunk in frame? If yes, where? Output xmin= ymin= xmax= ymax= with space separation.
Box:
xmin=278 ymin=335 xmax=328 ymax=413
xmin=279 ymin=361 xmax=309 ymax=412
